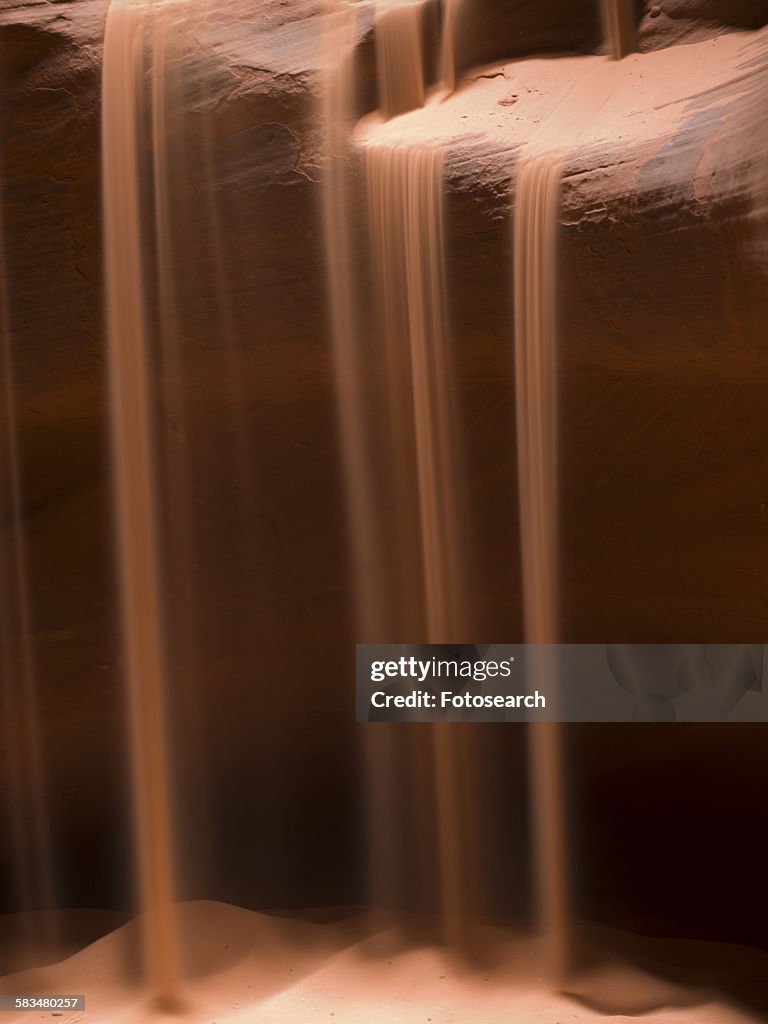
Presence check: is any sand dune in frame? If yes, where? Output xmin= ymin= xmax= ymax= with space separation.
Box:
xmin=0 ymin=901 xmax=764 ymax=1023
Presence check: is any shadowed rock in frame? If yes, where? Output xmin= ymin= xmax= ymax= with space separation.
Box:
xmin=1 ymin=0 xmax=768 ymax=964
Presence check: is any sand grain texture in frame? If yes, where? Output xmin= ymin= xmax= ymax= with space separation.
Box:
xmin=0 ymin=903 xmax=765 ymax=1023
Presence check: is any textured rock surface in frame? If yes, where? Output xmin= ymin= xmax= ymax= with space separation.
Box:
xmin=639 ymin=0 xmax=768 ymax=50
xmin=1 ymin=0 xmax=768 ymax=952
xmin=453 ymin=0 xmax=768 ymax=71
xmin=436 ymin=33 xmax=768 ymax=645
xmin=453 ymin=0 xmax=603 ymax=73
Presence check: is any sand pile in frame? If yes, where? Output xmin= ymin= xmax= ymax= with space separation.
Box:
xmin=357 ymin=29 xmax=762 ymax=152
xmin=0 ymin=901 xmax=765 ymax=1023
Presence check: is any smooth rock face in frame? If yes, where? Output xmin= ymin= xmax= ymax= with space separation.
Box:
xmin=1 ymin=0 xmax=768 ymax=954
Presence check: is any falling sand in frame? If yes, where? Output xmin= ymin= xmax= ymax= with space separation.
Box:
xmin=323 ymin=0 xmax=473 ymax=947
xmin=321 ymin=0 xmax=405 ymax=935
xmin=102 ymin=0 xmax=180 ymax=1008
xmin=321 ymin=0 xmax=387 ymax=642
xmin=440 ymin=0 xmax=458 ymax=94
xmin=513 ymin=54 xmax=631 ymax=981
xmin=366 ymin=142 xmax=467 ymax=945
xmin=3 ymin=0 xmax=766 ymax=1020
xmin=375 ymin=2 xmax=426 ymax=118
xmin=344 ymin=0 xmax=644 ymax=981
xmin=602 ymin=0 xmax=636 ymax=60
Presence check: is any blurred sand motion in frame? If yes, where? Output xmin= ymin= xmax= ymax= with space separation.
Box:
xmin=102 ymin=0 xmax=183 ymax=1008
xmin=602 ymin=0 xmax=635 ymax=59
xmin=1 ymin=0 xmax=764 ymax=1018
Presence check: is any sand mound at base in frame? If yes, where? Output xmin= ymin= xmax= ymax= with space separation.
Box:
xmin=0 ymin=902 xmax=763 ymax=1023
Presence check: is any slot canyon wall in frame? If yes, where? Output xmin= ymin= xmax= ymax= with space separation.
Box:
xmin=1 ymin=0 xmax=768 ymax=948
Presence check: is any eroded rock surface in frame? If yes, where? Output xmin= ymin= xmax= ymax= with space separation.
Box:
xmin=1 ymin=0 xmax=767 ymax=950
